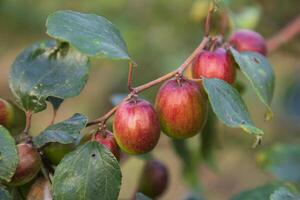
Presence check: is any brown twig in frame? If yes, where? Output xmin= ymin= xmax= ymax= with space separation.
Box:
xmin=127 ymin=62 xmax=134 ymax=92
xmin=86 ymin=36 xmax=210 ymax=127
xmin=267 ymin=14 xmax=300 ymax=53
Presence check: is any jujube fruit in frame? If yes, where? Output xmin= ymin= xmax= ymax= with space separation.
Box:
xmin=113 ymin=98 xmax=160 ymax=154
xmin=93 ymin=130 xmax=121 ymax=161
xmin=228 ymin=29 xmax=267 ymax=56
xmin=192 ymin=47 xmax=236 ymax=84
xmin=155 ymin=78 xmax=207 ymax=139
xmin=27 ymin=177 xmax=52 ymax=200
xmin=0 ymin=98 xmax=14 ymax=129
xmin=43 ymin=143 xmax=75 ymax=165
xmin=137 ymin=160 xmax=169 ymax=198
xmin=8 ymin=143 xmax=42 ymax=186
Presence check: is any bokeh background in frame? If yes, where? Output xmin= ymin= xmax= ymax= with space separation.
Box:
xmin=0 ymin=0 xmax=300 ymax=199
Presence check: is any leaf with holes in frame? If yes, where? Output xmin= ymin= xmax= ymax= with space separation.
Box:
xmin=33 ymin=113 xmax=88 ymax=148
xmin=203 ymin=78 xmax=263 ymax=144
xmin=9 ymin=40 xmax=90 ymax=113
xmin=230 ymin=47 xmax=275 ymax=120
xmin=46 ymin=10 xmax=131 ymax=60
xmin=52 ymin=142 xmax=122 ymax=200
xmin=0 ymin=126 xmax=18 ymax=182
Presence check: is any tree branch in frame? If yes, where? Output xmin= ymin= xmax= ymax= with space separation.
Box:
xmin=86 ymin=37 xmax=210 ymax=127
xmin=267 ymin=14 xmax=300 ymax=52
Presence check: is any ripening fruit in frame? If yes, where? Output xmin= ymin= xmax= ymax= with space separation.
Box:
xmin=8 ymin=143 xmax=42 ymax=186
xmin=192 ymin=48 xmax=236 ymax=84
xmin=113 ymin=98 xmax=160 ymax=154
xmin=0 ymin=98 xmax=14 ymax=128
xmin=93 ymin=130 xmax=121 ymax=161
xmin=43 ymin=143 xmax=75 ymax=165
xmin=27 ymin=177 xmax=52 ymax=200
xmin=138 ymin=160 xmax=169 ymax=198
xmin=228 ymin=29 xmax=267 ymax=56
xmin=155 ymin=78 xmax=207 ymax=139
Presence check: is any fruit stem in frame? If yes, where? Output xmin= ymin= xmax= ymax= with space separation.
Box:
xmin=20 ymin=111 xmax=33 ymax=144
xmin=50 ymin=109 xmax=57 ymax=125
xmin=127 ymin=62 xmax=135 ymax=92
xmin=86 ymin=37 xmax=210 ymax=127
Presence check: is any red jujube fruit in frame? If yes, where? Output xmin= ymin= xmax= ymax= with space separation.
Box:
xmin=192 ymin=48 xmax=236 ymax=84
xmin=113 ymin=98 xmax=160 ymax=154
xmin=155 ymin=78 xmax=207 ymax=139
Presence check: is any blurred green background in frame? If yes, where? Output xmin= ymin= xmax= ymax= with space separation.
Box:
xmin=0 ymin=0 xmax=300 ymax=199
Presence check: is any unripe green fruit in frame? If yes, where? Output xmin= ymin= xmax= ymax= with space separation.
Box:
xmin=0 ymin=98 xmax=14 ymax=128
xmin=43 ymin=143 xmax=75 ymax=165
xmin=8 ymin=143 xmax=42 ymax=186
xmin=138 ymin=160 xmax=169 ymax=198
xmin=93 ymin=130 xmax=121 ymax=161
xmin=113 ymin=98 xmax=161 ymax=154
xmin=155 ymin=78 xmax=207 ymax=139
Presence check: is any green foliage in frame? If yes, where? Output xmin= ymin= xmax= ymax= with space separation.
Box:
xmin=257 ymin=144 xmax=300 ymax=184
xmin=230 ymin=47 xmax=275 ymax=120
xmin=0 ymin=187 xmax=12 ymax=200
xmin=231 ymin=182 xmax=296 ymax=200
xmin=200 ymin=107 xmax=217 ymax=168
xmin=136 ymin=193 xmax=152 ymax=200
xmin=33 ymin=113 xmax=88 ymax=148
xmin=203 ymin=78 xmax=264 ymax=140
xmin=0 ymin=126 xmax=18 ymax=182
xmin=9 ymin=40 xmax=90 ymax=113
xmin=52 ymin=142 xmax=122 ymax=200
xmin=46 ymin=10 xmax=131 ymax=60
xmin=270 ymin=187 xmax=300 ymax=200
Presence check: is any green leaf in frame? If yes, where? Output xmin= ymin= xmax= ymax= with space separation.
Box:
xmin=47 ymin=96 xmax=64 ymax=110
xmin=9 ymin=40 xmax=90 ymax=113
xmin=171 ymin=139 xmax=200 ymax=188
xmin=231 ymin=182 xmax=291 ymax=200
xmin=230 ymin=47 xmax=275 ymax=120
xmin=53 ymin=142 xmax=122 ymax=200
xmin=270 ymin=187 xmax=300 ymax=200
xmin=257 ymin=144 xmax=300 ymax=184
xmin=0 ymin=126 xmax=18 ymax=182
xmin=0 ymin=187 xmax=12 ymax=200
xmin=136 ymin=193 xmax=152 ymax=200
xmin=203 ymin=78 xmax=263 ymax=145
xmin=33 ymin=113 xmax=88 ymax=148
xmin=46 ymin=10 xmax=131 ymax=60
xmin=200 ymin=107 xmax=217 ymax=168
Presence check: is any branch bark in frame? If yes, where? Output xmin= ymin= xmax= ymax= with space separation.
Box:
xmin=267 ymin=14 xmax=300 ymax=52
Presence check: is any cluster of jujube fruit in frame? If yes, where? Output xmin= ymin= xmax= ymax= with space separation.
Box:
xmin=110 ymin=29 xmax=267 ymax=156
xmin=0 ymin=28 xmax=267 ymax=198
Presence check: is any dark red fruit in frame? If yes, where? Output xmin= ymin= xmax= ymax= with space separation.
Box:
xmin=138 ymin=160 xmax=169 ymax=198
xmin=0 ymin=98 xmax=14 ymax=128
xmin=155 ymin=78 xmax=207 ymax=139
xmin=192 ymin=48 xmax=236 ymax=84
xmin=113 ymin=98 xmax=160 ymax=154
xmin=9 ymin=143 xmax=42 ymax=186
xmin=93 ymin=130 xmax=121 ymax=161
xmin=228 ymin=29 xmax=267 ymax=56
